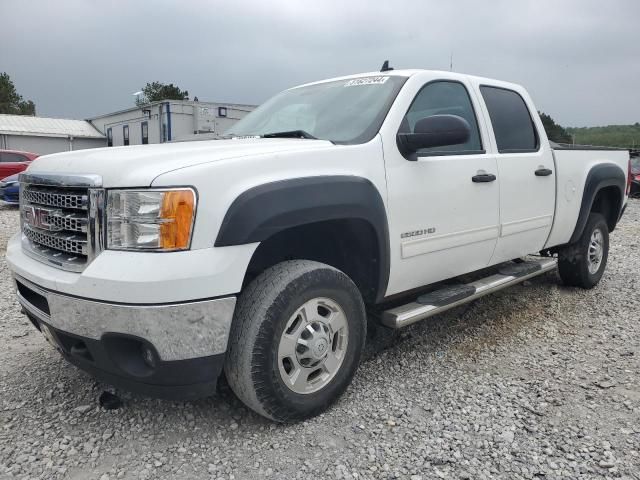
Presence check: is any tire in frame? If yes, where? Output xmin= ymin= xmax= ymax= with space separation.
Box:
xmin=558 ymin=212 xmax=609 ymax=289
xmin=224 ymin=260 xmax=366 ymax=422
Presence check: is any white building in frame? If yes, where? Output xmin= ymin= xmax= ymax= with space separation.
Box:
xmin=89 ymin=100 xmax=255 ymax=147
xmin=0 ymin=114 xmax=106 ymax=155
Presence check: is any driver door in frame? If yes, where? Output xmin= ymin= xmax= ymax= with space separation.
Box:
xmin=383 ymin=79 xmax=500 ymax=296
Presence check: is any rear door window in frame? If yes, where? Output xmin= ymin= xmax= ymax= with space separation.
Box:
xmin=480 ymin=86 xmax=539 ymax=153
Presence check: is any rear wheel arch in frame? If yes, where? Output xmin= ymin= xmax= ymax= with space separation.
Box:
xmin=569 ymin=163 xmax=625 ymax=243
xmin=216 ymin=176 xmax=390 ymax=303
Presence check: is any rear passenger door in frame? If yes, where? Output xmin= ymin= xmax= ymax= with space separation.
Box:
xmin=479 ymin=86 xmax=556 ymax=264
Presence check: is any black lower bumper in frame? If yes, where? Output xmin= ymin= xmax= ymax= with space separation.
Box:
xmin=27 ymin=314 xmax=224 ymax=400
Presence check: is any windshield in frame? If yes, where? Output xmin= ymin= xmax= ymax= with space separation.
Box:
xmin=631 ymin=156 xmax=640 ymax=173
xmin=226 ymin=76 xmax=407 ymax=144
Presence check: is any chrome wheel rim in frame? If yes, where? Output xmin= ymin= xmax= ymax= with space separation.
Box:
xmin=277 ymin=297 xmax=349 ymax=395
xmin=587 ymin=228 xmax=604 ymax=274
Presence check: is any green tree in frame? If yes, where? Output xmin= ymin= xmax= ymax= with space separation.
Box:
xmin=136 ymin=81 xmax=189 ymax=105
xmin=539 ymin=112 xmax=571 ymax=144
xmin=0 ymin=72 xmax=36 ymax=115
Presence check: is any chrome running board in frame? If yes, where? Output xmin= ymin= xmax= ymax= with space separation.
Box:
xmin=382 ymin=258 xmax=558 ymax=329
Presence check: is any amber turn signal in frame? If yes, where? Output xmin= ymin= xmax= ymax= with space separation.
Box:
xmin=159 ymin=190 xmax=196 ymax=250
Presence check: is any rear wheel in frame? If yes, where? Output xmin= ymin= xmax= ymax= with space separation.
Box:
xmin=224 ymin=260 xmax=366 ymax=422
xmin=558 ymin=212 xmax=609 ymax=289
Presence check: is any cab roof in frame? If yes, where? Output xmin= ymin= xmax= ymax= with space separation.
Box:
xmin=294 ymin=69 xmax=523 ymax=92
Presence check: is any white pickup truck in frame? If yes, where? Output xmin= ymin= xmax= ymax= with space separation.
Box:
xmin=7 ymin=69 xmax=631 ymax=422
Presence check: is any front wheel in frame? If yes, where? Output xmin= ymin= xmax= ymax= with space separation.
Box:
xmin=224 ymin=260 xmax=366 ymax=422
xmin=558 ymin=212 xmax=609 ymax=289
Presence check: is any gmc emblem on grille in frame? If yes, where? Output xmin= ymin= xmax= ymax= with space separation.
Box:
xmin=23 ymin=206 xmax=62 ymax=231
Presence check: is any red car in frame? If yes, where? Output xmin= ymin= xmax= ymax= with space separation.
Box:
xmin=631 ymin=155 xmax=640 ymax=198
xmin=0 ymin=149 xmax=39 ymax=179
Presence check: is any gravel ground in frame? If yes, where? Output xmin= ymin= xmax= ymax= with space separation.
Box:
xmin=0 ymin=201 xmax=639 ymax=480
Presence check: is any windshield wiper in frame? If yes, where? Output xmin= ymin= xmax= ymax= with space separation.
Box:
xmin=262 ymin=130 xmax=318 ymax=140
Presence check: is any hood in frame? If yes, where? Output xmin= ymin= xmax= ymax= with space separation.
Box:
xmin=26 ymin=138 xmax=334 ymax=187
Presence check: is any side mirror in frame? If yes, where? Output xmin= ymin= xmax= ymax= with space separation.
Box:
xmin=397 ymin=114 xmax=471 ymax=158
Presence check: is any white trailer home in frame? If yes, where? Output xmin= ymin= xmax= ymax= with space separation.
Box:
xmin=89 ymin=100 xmax=255 ymax=147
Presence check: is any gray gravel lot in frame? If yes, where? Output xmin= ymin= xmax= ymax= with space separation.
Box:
xmin=1 ymin=201 xmax=639 ymax=480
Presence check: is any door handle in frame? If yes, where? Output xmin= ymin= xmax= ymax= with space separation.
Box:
xmin=472 ymin=173 xmax=497 ymax=183
xmin=535 ymin=167 xmax=553 ymax=176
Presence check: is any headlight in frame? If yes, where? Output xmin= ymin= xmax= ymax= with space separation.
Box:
xmin=106 ymin=188 xmax=196 ymax=251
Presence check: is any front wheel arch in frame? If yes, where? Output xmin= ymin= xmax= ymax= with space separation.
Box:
xmin=215 ymin=176 xmax=390 ymax=302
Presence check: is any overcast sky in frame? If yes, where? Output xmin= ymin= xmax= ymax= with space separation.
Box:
xmin=1 ymin=0 xmax=639 ymax=127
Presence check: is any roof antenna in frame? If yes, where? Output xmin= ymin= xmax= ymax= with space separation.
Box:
xmin=380 ymin=60 xmax=393 ymax=72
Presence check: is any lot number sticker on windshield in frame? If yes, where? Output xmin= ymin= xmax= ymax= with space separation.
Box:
xmin=344 ymin=76 xmax=389 ymax=87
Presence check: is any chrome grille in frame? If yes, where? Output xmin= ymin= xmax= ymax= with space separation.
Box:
xmin=19 ymin=173 xmax=104 ymax=272
xmin=47 ymin=213 xmax=87 ymax=233
xmin=22 ymin=187 xmax=88 ymax=210
xmin=24 ymin=226 xmax=87 ymax=255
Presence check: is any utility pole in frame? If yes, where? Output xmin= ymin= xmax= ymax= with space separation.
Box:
xmin=450 ymin=52 xmax=453 ymax=71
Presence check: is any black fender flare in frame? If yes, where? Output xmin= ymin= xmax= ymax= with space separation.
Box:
xmin=569 ymin=163 xmax=625 ymax=244
xmin=215 ymin=176 xmax=390 ymax=302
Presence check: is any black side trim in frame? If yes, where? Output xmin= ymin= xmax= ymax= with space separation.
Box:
xmin=215 ymin=176 xmax=390 ymax=302
xmin=552 ymin=145 xmax=628 ymax=151
xmin=569 ymin=163 xmax=625 ymax=243
xmin=415 ymin=149 xmax=486 ymax=158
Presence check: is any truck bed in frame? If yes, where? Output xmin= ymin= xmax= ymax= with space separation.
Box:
xmin=545 ymin=146 xmax=629 ymax=248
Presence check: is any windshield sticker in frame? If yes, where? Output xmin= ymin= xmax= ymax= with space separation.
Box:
xmin=343 ymin=76 xmax=389 ymax=87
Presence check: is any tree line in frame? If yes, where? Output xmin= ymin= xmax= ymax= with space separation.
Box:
xmin=539 ymin=109 xmax=640 ymax=148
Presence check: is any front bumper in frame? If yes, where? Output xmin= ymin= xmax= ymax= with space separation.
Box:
xmin=6 ymin=232 xmax=256 ymax=304
xmin=14 ymin=274 xmax=236 ymax=398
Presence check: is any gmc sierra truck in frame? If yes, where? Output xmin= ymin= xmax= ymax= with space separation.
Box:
xmin=7 ymin=69 xmax=631 ymax=422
